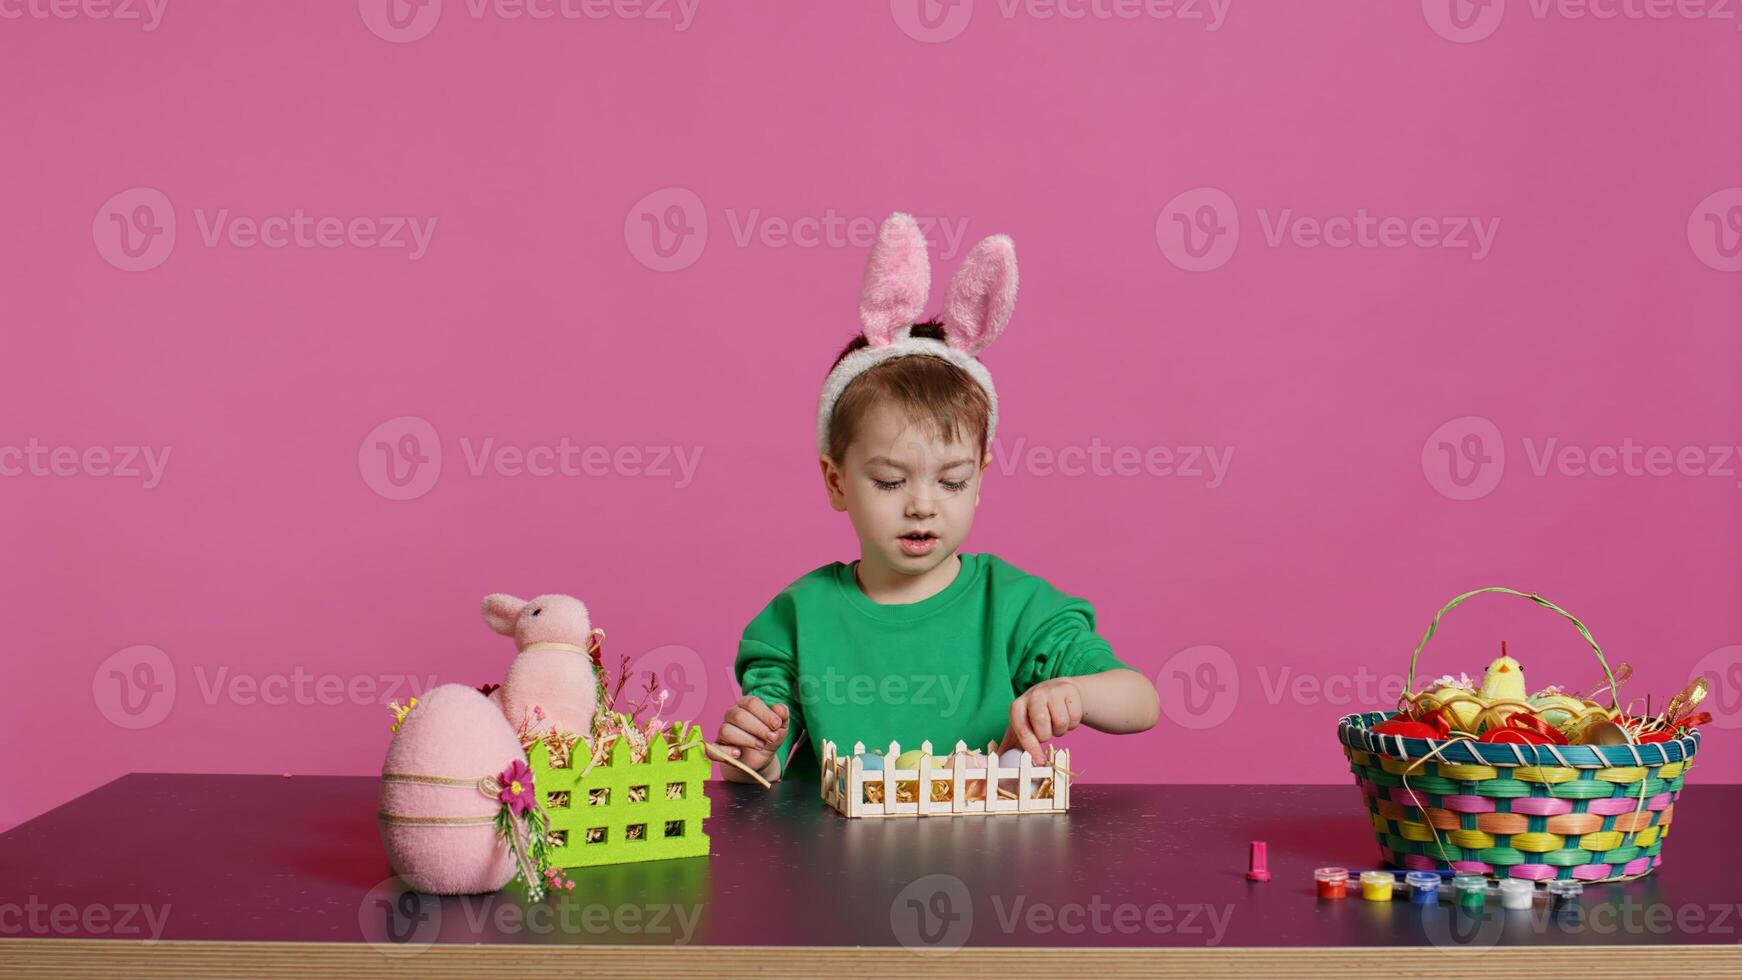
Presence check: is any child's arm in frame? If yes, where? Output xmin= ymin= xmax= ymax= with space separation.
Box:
xmin=1003 ymin=670 xmax=1159 ymax=762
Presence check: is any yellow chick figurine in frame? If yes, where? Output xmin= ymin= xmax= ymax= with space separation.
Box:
xmin=1478 ymin=646 xmax=1527 ymax=703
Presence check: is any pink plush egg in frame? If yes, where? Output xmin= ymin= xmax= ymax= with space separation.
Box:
xmin=379 ymin=683 xmax=523 ymax=894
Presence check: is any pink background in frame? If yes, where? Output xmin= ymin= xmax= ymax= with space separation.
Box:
xmin=3 ymin=1 xmax=1739 ymax=833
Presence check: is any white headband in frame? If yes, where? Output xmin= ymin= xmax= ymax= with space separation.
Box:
xmin=816 ymin=212 xmax=1019 ymax=458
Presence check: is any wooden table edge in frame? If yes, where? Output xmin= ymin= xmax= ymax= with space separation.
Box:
xmin=1 ymin=938 xmax=1738 ymax=977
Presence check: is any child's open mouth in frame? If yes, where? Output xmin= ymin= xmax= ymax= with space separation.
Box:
xmin=898 ymin=531 xmax=938 ymax=557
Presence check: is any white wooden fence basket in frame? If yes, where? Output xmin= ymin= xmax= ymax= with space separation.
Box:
xmin=820 ymin=738 xmax=1072 ymax=819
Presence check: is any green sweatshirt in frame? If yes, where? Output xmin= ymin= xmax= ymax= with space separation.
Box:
xmin=733 ymin=552 xmax=1135 ymax=779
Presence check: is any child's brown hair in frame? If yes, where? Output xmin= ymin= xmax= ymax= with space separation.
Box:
xmin=823 ymin=321 xmax=992 ymax=465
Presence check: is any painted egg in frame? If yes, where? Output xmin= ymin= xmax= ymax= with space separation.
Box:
xmin=1425 ymin=685 xmax=1483 ymax=732
xmin=856 ymin=752 xmax=885 ymax=771
xmin=379 ymin=683 xmax=523 ymax=894
xmin=1528 ymin=693 xmax=1586 ymax=732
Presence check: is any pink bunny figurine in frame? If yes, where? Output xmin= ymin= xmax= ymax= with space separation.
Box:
xmin=482 ymin=593 xmax=600 ymax=737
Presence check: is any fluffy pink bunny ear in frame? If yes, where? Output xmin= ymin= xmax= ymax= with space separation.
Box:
xmin=481 ymin=594 xmax=526 ymax=636
xmin=941 ymin=234 xmax=1018 ymax=355
xmin=858 ymin=212 xmax=931 ymax=346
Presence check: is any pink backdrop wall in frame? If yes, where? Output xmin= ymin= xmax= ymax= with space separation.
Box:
xmin=3 ymin=0 xmax=1739 ymax=832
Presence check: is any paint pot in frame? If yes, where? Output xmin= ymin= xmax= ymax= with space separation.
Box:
xmin=1547 ymin=879 xmax=1584 ymax=908
xmin=1359 ymin=871 xmax=1395 ymax=902
xmin=1314 ymin=867 xmax=1349 ymax=900
xmin=1498 ymin=879 xmax=1534 ymax=911
xmin=1405 ymin=871 xmax=1442 ymax=905
xmin=1453 ymin=874 xmax=1489 ymax=909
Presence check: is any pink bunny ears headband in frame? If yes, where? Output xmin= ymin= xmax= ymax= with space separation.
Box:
xmin=816 ymin=212 xmax=1019 ymax=458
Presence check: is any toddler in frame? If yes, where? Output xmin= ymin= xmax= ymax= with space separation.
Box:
xmin=715 ymin=213 xmax=1159 ymax=783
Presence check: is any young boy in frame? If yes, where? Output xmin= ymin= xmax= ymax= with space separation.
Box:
xmin=714 ymin=215 xmax=1159 ymax=782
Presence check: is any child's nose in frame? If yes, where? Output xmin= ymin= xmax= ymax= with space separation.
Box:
xmin=905 ymin=491 xmax=938 ymax=517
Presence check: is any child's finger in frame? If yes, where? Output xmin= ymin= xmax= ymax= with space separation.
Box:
xmin=741 ymin=696 xmax=784 ymax=730
xmin=718 ymin=723 xmax=773 ymax=755
xmin=1026 ymin=698 xmax=1055 ymax=743
xmin=723 ymin=711 xmax=778 ymax=745
xmin=772 ymin=703 xmax=790 ymax=721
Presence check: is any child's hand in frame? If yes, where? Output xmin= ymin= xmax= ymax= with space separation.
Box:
xmin=1000 ymin=678 xmax=1084 ymax=763
xmin=717 ymin=695 xmax=790 ymax=774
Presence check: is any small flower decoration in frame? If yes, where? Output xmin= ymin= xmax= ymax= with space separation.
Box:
xmin=1430 ymin=672 xmax=1475 ymax=692
xmin=388 ymin=697 xmax=418 ymax=733
xmin=498 ymin=759 xmax=537 ymax=816
xmin=477 ymin=682 xmax=500 ymax=698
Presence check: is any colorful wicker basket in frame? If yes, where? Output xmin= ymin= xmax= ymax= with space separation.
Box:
xmin=1338 ymin=588 xmax=1701 ymax=882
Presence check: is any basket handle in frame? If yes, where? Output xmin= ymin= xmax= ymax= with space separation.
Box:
xmin=1408 ymin=587 xmax=1619 ymax=709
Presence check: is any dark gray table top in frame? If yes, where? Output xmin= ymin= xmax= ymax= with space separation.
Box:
xmin=2 ymin=774 xmax=1737 ymax=950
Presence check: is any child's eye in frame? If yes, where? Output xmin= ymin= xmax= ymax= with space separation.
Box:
xmin=873 ymin=478 xmax=904 ymax=491
xmin=941 ymin=479 xmax=969 ymax=492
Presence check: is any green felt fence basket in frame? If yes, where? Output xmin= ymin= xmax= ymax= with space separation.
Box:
xmin=1337 ymin=588 xmax=1702 ymax=883
xmin=526 ymin=722 xmax=711 ymax=868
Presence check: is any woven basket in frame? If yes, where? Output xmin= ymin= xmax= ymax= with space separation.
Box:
xmin=1338 ymin=587 xmax=1701 ymax=882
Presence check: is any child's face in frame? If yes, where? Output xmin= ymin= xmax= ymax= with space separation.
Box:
xmin=821 ymin=400 xmax=991 ymax=578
